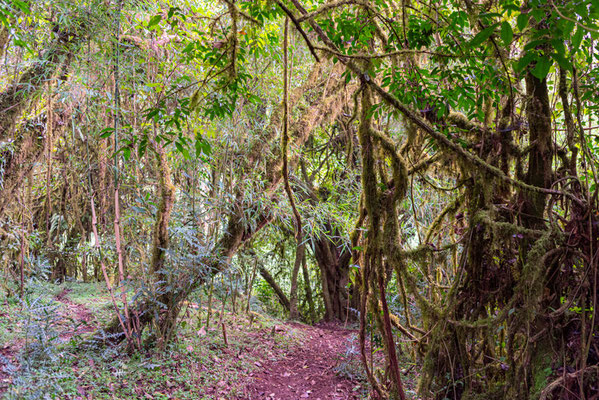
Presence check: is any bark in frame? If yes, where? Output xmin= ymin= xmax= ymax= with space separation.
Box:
xmin=312 ymin=230 xmax=354 ymax=320
xmin=0 ymin=119 xmax=46 ymax=216
xmin=301 ymin=251 xmax=316 ymax=322
xmin=517 ymin=69 xmax=556 ymax=398
xmin=0 ymin=24 xmax=83 ymax=140
xmin=288 ymin=241 xmax=304 ymax=319
xmin=0 ymin=25 xmax=8 ymax=59
xmin=148 ymin=139 xmax=177 ymax=342
xmin=258 ymin=265 xmax=291 ymax=311
xmin=558 ymin=68 xmax=578 ymax=177
xmin=521 ymin=72 xmax=553 ymax=229
xmin=150 ymin=140 xmax=176 ymax=276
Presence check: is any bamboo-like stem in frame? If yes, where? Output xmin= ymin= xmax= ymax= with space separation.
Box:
xmin=91 ymin=197 xmax=131 ymax=344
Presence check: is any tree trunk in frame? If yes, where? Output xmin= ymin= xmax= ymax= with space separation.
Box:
xmin=521 ymin=72 xmax=553 ymax=229
xmin=258 ymin=265 xmax=291 ymax=311
xmin=289 ymin=241 xmax=304 ymax=319
xmin=301 ymin=251 xmax=316 ymax=323
xmin=312 ymin=232 xmax=355 ymax=321
xmin=515 ymin=68 xmax=556 ymax=398
xmin=148 ymin=138 xmax=177 ymax=342
xmin=0 ymin=26 xmax=8 ymax=60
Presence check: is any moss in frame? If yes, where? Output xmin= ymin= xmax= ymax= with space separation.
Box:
xmin=530 ymin=349 xmax=553 ymax=399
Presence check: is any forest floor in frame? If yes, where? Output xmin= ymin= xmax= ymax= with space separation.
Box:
xmin=1 ymin=282 xmax=419 ymax=399
xmin=243 ymin=322 xmax=364 ymax=400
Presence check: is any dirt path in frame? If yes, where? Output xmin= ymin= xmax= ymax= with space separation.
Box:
xmin=244 ymin=322 xmax=365 ymax=400
xmin=54 ymin=288 xmax=95 ymax=340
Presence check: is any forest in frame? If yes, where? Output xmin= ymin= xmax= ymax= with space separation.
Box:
xmin=0 ymin=0 xmax=598 ymax=399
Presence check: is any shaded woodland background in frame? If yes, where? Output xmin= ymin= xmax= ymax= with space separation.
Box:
xmin=1 ymin=0 xmax=599 ymax=399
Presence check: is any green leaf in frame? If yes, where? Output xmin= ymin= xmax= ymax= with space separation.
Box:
xmin=13 ymin=38 xmax=28 ymax=48
xmin=524 ymin=39 xmax=545 ymax=51
xmin=195 ymin=138 xmax=204 ymax=157
xmin=531 ymin=56 xmax=552 ymax=80
xmin=181 ymin=147 xmax=190 ymax=159
xmin=571 ymin=27 xmax=584 ymax=53
xmin=500 ymin=21 xmax=513 ymax=46
xmin=469 ymin=24 xmax=498 ymax=48
xmin=517 ymin=13 xmax=528 ymax=31
xmin=148 ymin=15 xmax=162 ymax=28
xmin=12 ymin=0 xmax=30 ymax=13
xmin=551 ymin=52 xmax=571 ymax=72
xmin=138 ymin=135 xmax=148 ymax=158
xmin=99 ymin=128 xmax=114 ymax=138
xmin=503 ymin=4 xmax=520 ymax=15
xmin=530 ymin=8 xmax=545 ymax=23
xmin=551 ymin=39 xmax=566 ymax=57
xmin=515 ymin=52 xmax=535 ymax=73
xmin=175 ymin=141 xmax=184 ymax=154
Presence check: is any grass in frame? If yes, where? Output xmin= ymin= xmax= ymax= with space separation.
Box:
xmin=1 ymin=281 xmax=307 ymax=400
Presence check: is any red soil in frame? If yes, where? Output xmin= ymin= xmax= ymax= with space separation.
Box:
xmin=243 ymin=322 xmax=365 ymax=400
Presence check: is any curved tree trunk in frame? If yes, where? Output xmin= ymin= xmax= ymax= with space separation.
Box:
xmin=259 ymin=265 xmax=291 ymax=311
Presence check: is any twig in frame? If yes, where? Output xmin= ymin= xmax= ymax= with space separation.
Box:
xmin=275 ymin=0 xmax=320 ymax=62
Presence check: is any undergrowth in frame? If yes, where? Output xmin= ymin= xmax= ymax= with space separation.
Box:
xmin=1 ymin=281 xmax=308 ymax=400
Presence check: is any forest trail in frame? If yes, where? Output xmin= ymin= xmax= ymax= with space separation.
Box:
xmin=54 ymin=288 xmax=96 ymax=340
xmin=243 ymin=322 xmax=364 ymax=400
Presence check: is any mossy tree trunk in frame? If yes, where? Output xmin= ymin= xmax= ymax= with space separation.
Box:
xmin=0 ymin=23 xmax=83 ymax=140
xmin=148 ymin=138 xmax=177 ymax=344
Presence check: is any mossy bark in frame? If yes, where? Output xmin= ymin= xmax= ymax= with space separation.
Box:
xmin=148 ymin=139 xmax=177 ymax=343
xmin=288 ymin=241 xmax=304 ymax=320
xmin=0 ymin=26 xmax=8 ymax=59
xmin=0 ymin=23 xmax=83 ymax=140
